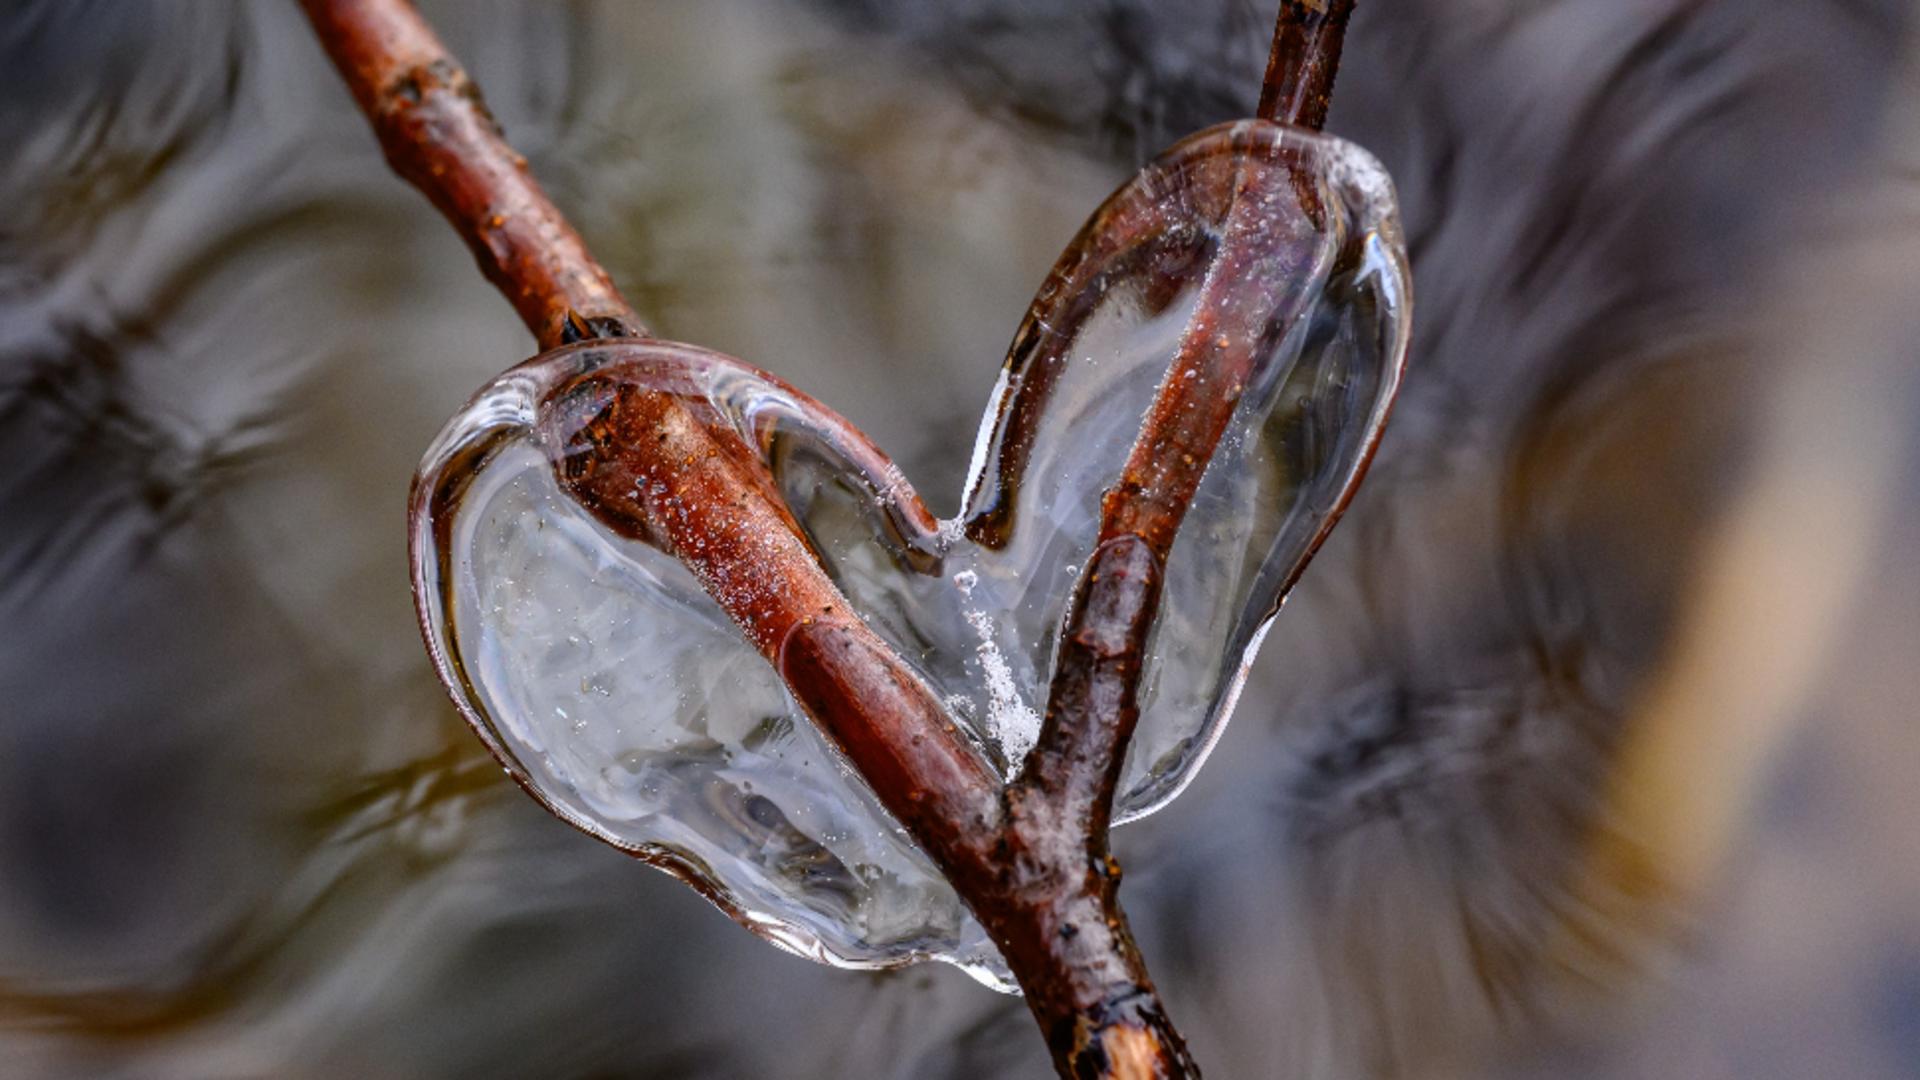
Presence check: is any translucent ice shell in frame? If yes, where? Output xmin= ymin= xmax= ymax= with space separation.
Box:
xmin=410 ymin=119 xmax=1410 ymax=988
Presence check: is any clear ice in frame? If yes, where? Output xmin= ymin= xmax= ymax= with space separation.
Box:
xmin=409 ymin=120 xmax=1411 ymax=989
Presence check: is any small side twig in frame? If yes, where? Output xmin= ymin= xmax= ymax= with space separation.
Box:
xmin=306 ymin=1 xmax=1356 ymax=1076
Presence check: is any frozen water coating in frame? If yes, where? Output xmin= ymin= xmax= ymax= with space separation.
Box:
xmin=409 ymin=119 xmax=1410 ymax=987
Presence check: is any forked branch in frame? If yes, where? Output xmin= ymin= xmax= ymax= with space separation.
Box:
xmin=302 ymin=1 xmax=1353 ymax=1076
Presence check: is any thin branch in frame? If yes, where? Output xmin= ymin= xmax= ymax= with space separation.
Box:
xmin=304 ymin=0 xmax=1010 ymax=976
xmin=995 ymin=5 xmax=1358 ymax=1072
xmin=299 ymin=0 xmax=642 ymax=348
xmin=306 ymin=1 xmax=1357 ymax=1077
xmin=551 ymin=374 xmax=1010 ymax=867
xmin=1258 ymin=0 xmax=1357 ymax=129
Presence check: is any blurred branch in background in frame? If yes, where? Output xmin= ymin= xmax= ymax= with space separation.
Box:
xmin=1572 ymin=65 xmax=1920 ymax=973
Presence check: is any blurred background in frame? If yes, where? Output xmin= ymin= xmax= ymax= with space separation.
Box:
xmin=2 ymin=0 xmax=1917 ymax=1076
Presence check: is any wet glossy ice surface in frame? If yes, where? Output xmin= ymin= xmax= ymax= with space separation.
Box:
xmin=412 ymin=119 xmax=1410 ymax=982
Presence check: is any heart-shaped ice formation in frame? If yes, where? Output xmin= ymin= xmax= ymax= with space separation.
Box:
xmin=410 ymin=119 xmax=1409 ymax=989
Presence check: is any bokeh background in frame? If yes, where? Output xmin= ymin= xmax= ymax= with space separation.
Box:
xmin=3 ymin=1 xmax=1918 ymax=1076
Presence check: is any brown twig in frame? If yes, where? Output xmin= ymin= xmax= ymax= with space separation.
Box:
xmin=990 ymin=7 xmax=1356 ymax=1073
xmin=308 ymin=0 xmax=1355 ymax=1076
xmin=299 ymin=0 xmax=642 ymax=348
xmin=1258 ymin=0 xmax=1356 ymax=128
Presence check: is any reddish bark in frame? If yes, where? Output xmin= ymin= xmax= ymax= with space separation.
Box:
xmin=1259 ymin=0 xmax=1357 ymax=130
xmin=1002 ymin=12 xmax=1360 ymax=1070
xmin=298 ymin=0 xmax=642 ymax=349
xmin=548 ymin=371 xmax=1008 ymax=864
xmin=304 ymin=1 xmax=1355 ymax=1076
